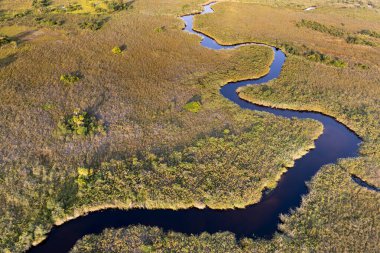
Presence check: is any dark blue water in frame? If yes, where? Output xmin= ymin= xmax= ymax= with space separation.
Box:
xmin=28 ymin=3 xmax=361 ymax=253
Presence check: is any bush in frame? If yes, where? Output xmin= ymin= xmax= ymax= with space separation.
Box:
xmin=112 ymin=46 xmax=122 ymax=54
xmin=57 ymin=108 xmax=106 ymax=137
xmin=77 ymin=167 xmax=94 ymax=188
xmin=155 ymin=26 xmax=166 ymax=33
xmin=60 ymin=73 xmax=80 ymax=84
xmin=281 ymin=43 xmax=299 ymax=55
xmin=65 ymin=3 xmax=82 ymax=12
xmin=35 ymin=16 xmax=64 ymax=26
xmin=13 ymin=10 xmax=32 ymax=18
xmin=330 ymin=58 xmax=347 ymax=68
xmin=183 ymin=101 xmax=201 ymax=112
xmin=107 ymin=1 xmax=134 ymax=12
xmin=79 ymin=17 xmax=107 ymax=30
xmin=32 ymin=0 xmax=51 ymax=8
xmin=0 ymin=35 xmax=11 ymax=47
xmin=303 ymin=50 xmax=346 ymax=68
xmin=296 ymin=19 xmax=345 ymax=37
xmin=346 ymin=35 xmax=375 ymax=46
xmin=354 ymin=63 xmax=370 ymax=70
xmin=358 ymin=29 xmax=380 ymax=38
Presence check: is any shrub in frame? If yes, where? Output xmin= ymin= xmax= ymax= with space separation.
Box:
xmin=296 ymin=19 xmax=345 ymax=37
xmin=259 ymin=84 xmax=274 ymax=96
xmin=346 ymin=35 xmax=374 ymax=46
xmin=112 ymin=46 xmax=122 ymax=54
xmin=32 ymin=0 xmax=51 ymax=8
xmin=304 ymin=50 xmax=346 ymax=68
xmin=57 ymin=108 xmax=106 ymax=137
xmin=35 ymin=16 xmax=64 ymax=26
xmin=65 ymin=3 xmax=82 ymax=12
xmin=281 ymin=43 xmax=347 ymax=68
xmin=354 ymin=63 xmax=370 ymax=70
xmin=281 ymin=43 xmax=299 ymax=55
xmin=79 ymin=17 xmax=107 ymax=30
xmin=155 ymin=26 xmax=166 ymax=33
xmin=41 ymin=103 xmax=54 ymax=111
xmin=60 ymin=73 xmax=80 ymax=84
xmin=13 ymin=10 xmax=32 ymax=18
xmin=77 ymin=167 xmax=94 ymax=188
xmin=0 ymin=35 xmax=11 ymax=47
xmin=358 ymin=29 xmax=380 ymax=38
xmin=107 ymin=1 xmax=134 ymax=12
xmin=330 ymin=58 xmax=347 ymax=68
xmin=183 ymin=101 xmax=201 ymax=113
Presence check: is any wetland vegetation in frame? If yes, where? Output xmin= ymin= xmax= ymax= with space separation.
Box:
xmin=0 ymin=0 xmax=379 ymax=252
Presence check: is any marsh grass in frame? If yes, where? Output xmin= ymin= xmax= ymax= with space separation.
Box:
xmin=71 ymin=165 xmax=380 ymax=253
xmin=1 ymin=0 xmax=378 ymax=252
xmin=0 ymin=0 xmax=322 ymax=251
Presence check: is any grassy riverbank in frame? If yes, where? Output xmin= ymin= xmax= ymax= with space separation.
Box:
xmin=0 ymin=0 xmax=327 ymax=252
xmin=70 ymin=165 xmax=380 ymax=253
xmin=194 ymin=0 xmax=380 ymax=189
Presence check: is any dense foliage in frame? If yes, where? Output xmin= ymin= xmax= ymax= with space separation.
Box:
xmin=107 ymin=0 xmax=134 ymax=12
xmin=32 ymin=0 xmax=50 ymax=8
xmin=57 ymin=109 xmax=106 ymax=137
xmin=0 ymin=35 xmax=12 ymax=46
xmin=78 ymin=17 xmax=108 ymax=30
xmin=60 ymin=73 xmax=80 ymax=84
xmin=359 ymin=29 xmax=380 ymax=38
xmin=112 ymin=46 xmax=122 ymax=54
xmin=35 ymin=16 xmax=64 ymax=26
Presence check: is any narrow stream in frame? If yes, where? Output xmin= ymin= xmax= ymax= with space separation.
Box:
xmin=28 ymin=3 xmax=361 ymax=253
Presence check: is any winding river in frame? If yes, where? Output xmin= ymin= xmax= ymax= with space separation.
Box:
xmin=29 ymin=3 xmax=362 ymax=253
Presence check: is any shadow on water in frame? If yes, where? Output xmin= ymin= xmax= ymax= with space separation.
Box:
xmin=28 ymin=2 xmax=362 ymax=253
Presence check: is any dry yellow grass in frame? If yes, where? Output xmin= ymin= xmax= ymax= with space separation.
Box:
xmin=193 ymin=0 xmax=380 ymax=186
xmin=70 ymin=164 xmax=380 ymax=253
xmin=194 ymin=1 xmax=380 ymax=65
xmin=0 ymin=0 xmax=330 ymax=251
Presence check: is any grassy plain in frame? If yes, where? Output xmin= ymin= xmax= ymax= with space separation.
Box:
xmin=69 ymin=1 xmax=380 ymax=253
xmin=0 ymin=0 xmax=328 ymax=252
xmin=193 ymin=0 xmax=380 ymax=184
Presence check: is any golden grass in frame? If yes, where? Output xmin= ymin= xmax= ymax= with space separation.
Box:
xmin=71 ymin=166 xmax=380 ymax=252
xmin=2 ymin=0 xmax=378 ymax=252
xmin=194 ymin=1 xmax=380 ymax=65
xmin=192 ymin=0 xmax=380 ymax=184
xmin=0 ymin=0 xmax=329 ymax=252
